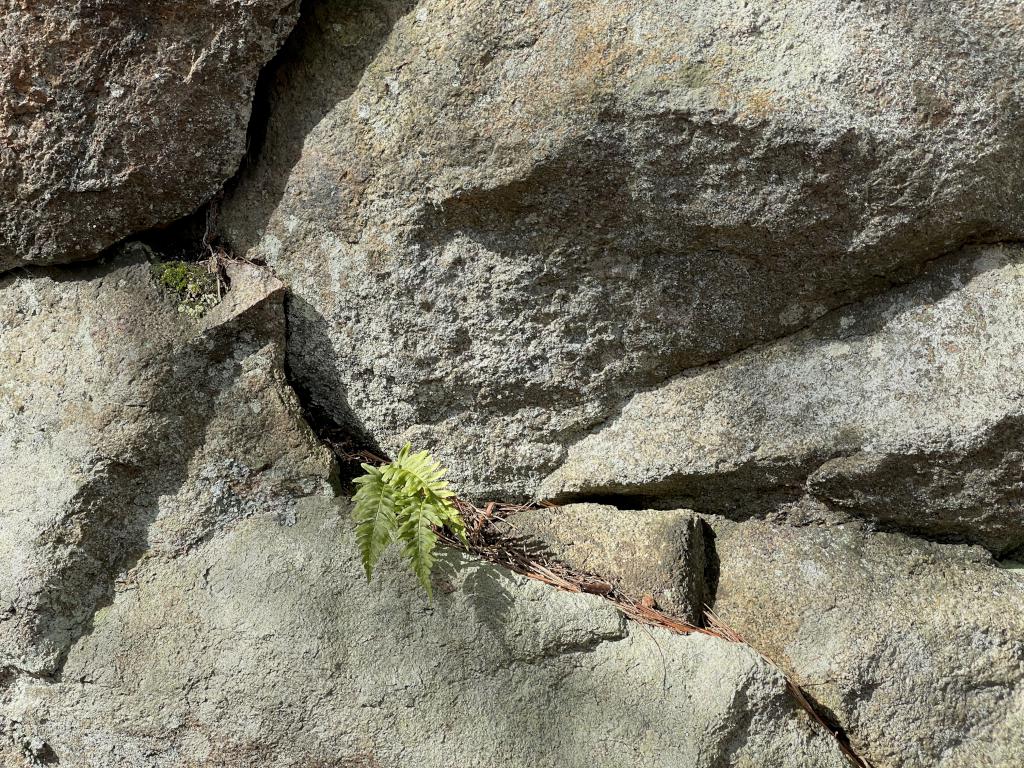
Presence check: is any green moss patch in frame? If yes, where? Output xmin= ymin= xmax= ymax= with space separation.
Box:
xmin=151 ymin=260 xmax=221 ymax=319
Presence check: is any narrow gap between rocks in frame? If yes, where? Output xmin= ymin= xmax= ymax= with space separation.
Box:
xmin=13 ymin=4 xmax=1017 ymax=765
xmin=546 ymin=235 xmax=1024 ymax=555
xmin=310 ymin=428 xmax=874 ymax=768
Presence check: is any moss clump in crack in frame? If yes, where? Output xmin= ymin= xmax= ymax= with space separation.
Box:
xmin=151 ymin=260 xmax=220 ymax=319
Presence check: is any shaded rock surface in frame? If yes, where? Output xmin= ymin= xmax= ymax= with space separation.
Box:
xmin=223 ymin=0 xmax=1024 ymax=500
xmin=496 ymin=503 xmax=707 ymax=621
xmin=544 ymin=244 xmax=1024 ymax=554
xmin=708 ymin=514 xmax=1024 ymax=768
xmin=0 ymin=251 xmax=332 ymax=676
xmin=0 ymin=0 xmax=300 ymax=270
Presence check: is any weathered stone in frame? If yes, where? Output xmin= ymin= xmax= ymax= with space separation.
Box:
xmin=2 ymin=499 xmax=848 ymax=768
xmin=0 ymin=0 xmax=301 ymax=270
xmin=223 ymin=0 xmax=1024 ymax=500
xmin=0 ymin=253 xmax=848 ymax=767
xmin=3 ymin=0 xmax=1023 ymax=761
xmin=0 ymin=250 xmax=333 ymax=676
xmin=543 ymin=244 xmax=1024 ymax=553
xmin=708 ymin=515 xmax=1024 ymax=768
xmin=497 ymin=503 xmax=707 ymax=621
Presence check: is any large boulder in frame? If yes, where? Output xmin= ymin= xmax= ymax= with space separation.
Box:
xmin=543 ymin=244 xmax=1024 ymax=553
xmin=708 ymin=514 xmax=1024 ymax=768
xmin=1 ymin=504 xmax=849 ymax=768
xmin=223 ymin=0 xmax=1024 ymax=500
xmin=0 ymin=0 xmax=300 ymax=270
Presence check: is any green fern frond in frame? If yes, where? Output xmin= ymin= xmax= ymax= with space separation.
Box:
xmin=397 ymin=495 xmax=444 ymax=599
xmin=437 ymin=502 xmax=469 ymax=546
xmin=383 ymin=443 xmax=453 ymax=499
xmin=352 ymin=464 xmax=399 ymax=581
xmin=350 ymin=445 xmax=466 ymax=597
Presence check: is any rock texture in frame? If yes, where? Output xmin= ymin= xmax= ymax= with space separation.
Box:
xmin=496 ymin=503 xmax=707 ymax=621
xmin=0 ymin=250 xmax=332 ymax=676
xmin=4 ymin=0 xmax=1024 ymax=765
xmin=544 ymin=244 xmax=1024 ymax=554
xmin=492 ymin=502 xmax=1024 ymax=767
xmin=0 ymin=0 xmax=300 ymax=270
xmin=2 ymin=502 xmax=849 ymax=768
xmin=0 ymin=251 xmax=847 ymax=767
xmin=708 ymin=514 xmax=1024 ymax=768
xmin=223 ymin=0 xmax=1024 ymax=500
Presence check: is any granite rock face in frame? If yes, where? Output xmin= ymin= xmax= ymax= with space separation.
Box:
xmin=496 ymin=503 xmax=708 ymax=621
xmin=1 ymin=504 xmax=849 ymax=768
xmin=483 ymin=500 xmax=1024 ymax=768
xmin=543 ymin=244 xmax=1024 ymax=553
xmin=0 ymin=251 xmax=333 ymax=676
xmin=3 ymin=1 xmax=1024 ymax=765
xmin=0 ymin=0 xmax=300 ymax=270
xmin=223 ymin=0 xmax=1024 ymax=500
xmin=0 ymin=251 xmax=848 ymax=768
xmin=708 ymin=515 xmax=1024 ymax=768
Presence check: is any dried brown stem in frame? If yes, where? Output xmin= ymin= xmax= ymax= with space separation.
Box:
xmin=438 ymin=497 xmax=874 ymax=768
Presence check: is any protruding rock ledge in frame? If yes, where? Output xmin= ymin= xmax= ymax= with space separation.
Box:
xmin=0 ymin=250 xmax=331 ymax=677
xmin=544 ymin=244 xmax=1024 ymax=554
xmin=494 ymin=503 xmax=708 ymax=622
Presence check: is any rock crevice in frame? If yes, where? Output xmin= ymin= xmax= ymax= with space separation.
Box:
xmin=544 ymin=242 xmax=1024 ymax=555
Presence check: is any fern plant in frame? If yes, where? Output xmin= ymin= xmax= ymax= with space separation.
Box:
xmin=352 ymin=444 xmax=467 ymax=598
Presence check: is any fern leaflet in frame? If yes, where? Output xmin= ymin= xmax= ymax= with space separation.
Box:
xmin=352 ymin=464 xmax=398 ymax=581
xmin=397 ymin=496 xmax=443 ymax=598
